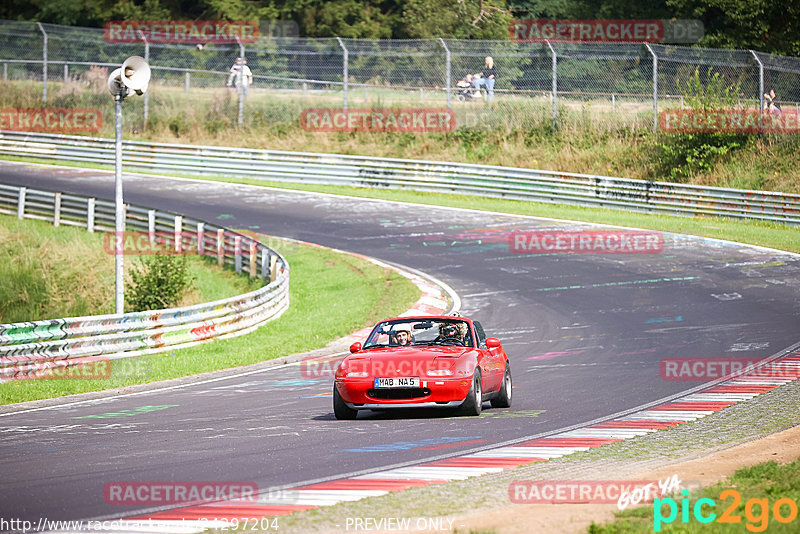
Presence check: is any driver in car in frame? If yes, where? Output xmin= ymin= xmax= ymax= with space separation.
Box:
xmin=434 ymin=322 xmax=467 ymax=344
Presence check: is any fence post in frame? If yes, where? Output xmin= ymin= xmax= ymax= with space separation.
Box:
xmin=269 ymin=254 xmax=278 ymax=282
xmin=236 ymin=39 xmax=245 ymax=127
xmin=174 ymin=215 xmax=182 ymax=252
xmin=234 ymin=235 xmax=242 ymax=273
xmin=645 ymin=43 xmax=658 ymax=133
xmin=63 ymin=64 xmax=68 ymax=83
xmin=184 ymin=71 xmax=190 ymax=93
xmin=36 ymin=22 xmax=47 ymax=103
xmin=439 ymin=38 xmax=451 ymax=109
xmin=546 ymin=40 xmax=557 ymax=129
xmin=3 ymin=63 xmax=6 ymax=83
xmin=337 ymin=37 xmax=348 ymax=111
xmin=87 ymin=198 xmax=95 ymax=232
xmin=148 ymin=210 xmax=156 ymax=244
xmin=750 ymin=50 xmax=764 ymax=123
xmin=249 ymin=240 xmax=257 ymax=277
xmin=217 ymin=229 xmax=225 ymax=266
xmin=612 ymin=93 xmax=615 ymax=112
xmin=17 ymin=187 xmax=26 ymax=219
xmin=196 ymin=222 xmax=204 ymax=255
xmin=139 ymin=31 xmax=149 ymax=125
xmin=53 ymin=192 xmax=61 ymax=227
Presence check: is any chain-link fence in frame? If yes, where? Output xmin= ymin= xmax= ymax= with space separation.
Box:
xmin=2 ymin=20 xmax=800 ymax=132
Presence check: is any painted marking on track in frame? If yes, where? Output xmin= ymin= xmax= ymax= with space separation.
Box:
xmin=645 ymin=315 xmax=683 ymax=324
xmin=72 ymin=405 xmax=178 ymax=419
xmin=525 ymin=350 xmax=586 ymax=362
xmin=480 ymin=409 xmax=544 ymax=419
xmin=344 ymin=436 xmax=483 ymax=453
xmin=537 ymin=277 xmax=696 ymax=292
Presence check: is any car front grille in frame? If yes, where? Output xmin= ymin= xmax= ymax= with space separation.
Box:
xmin=367 ymin=388 xmax=431 ymax=400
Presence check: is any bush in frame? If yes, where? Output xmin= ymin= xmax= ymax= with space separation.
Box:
xmin=126 ymin=254 xmax=194 ymax=312
xmin=654 ymin=68 xmax=752 ymax=181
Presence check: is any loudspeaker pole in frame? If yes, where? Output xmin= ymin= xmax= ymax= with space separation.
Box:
xmin=114 ymin=93 xmax=124 ymax=314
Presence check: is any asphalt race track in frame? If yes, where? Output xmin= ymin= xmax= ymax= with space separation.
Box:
xmin=2 ymin=161 xmax=800 ymax=526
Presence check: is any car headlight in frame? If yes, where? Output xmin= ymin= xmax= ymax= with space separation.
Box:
xmin=346 ymin=371 xmax=369 ymax=378
xmin=426 ymin=369 xmax=454 ymax=376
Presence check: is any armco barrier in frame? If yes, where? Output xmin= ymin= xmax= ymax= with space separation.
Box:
xmin=0 ymin=131 xmax=799 ymax=225
xmin=0 ymin=183 xmax=289 ymax=379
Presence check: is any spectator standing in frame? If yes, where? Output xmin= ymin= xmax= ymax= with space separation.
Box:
xmin=227 ymin=57 xmax=253 ymax=96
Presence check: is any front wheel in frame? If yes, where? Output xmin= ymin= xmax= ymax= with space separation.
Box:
xmin=457 ymin=369 xmax=482 ymax=416
xmin=491 ymin=364 xmax=512 ymax=408
xmin=333 ymin=385 xmax=358 ymax=420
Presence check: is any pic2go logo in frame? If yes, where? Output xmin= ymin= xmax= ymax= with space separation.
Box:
xmin=654 ymin=489 xmax=799 ymax=532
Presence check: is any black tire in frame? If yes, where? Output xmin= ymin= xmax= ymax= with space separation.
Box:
xmin=333 ymin=385 xmax=358 ymax=420
xmin=491 ymin=364 xmax=512 ymax=408
xmin=457 ymin=369 xmax=482 ymax=416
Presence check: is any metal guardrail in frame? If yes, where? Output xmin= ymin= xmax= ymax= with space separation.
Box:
xmin=1 ymin=130 xmax=799 ymax=225
xmin=0 ymin=182 xmax=290 ymax=379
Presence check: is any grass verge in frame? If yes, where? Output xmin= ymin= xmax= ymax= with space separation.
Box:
xmin=589 ymin=458 xmax=800 ymax=533
xmin=0 ymin=235 xmax=421 ymax=405
xmin=0 ymin=213 xmax=257 ymax=323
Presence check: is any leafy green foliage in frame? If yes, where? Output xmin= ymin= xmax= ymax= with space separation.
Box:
xmin=126 ymin=254 xmax=195 ymax=312
xmin=655 ymin=68 xmax=751 ymax=181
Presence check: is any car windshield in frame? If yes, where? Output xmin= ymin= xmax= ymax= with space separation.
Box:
xmin=363 ymin=319 xmax=473 ymax=348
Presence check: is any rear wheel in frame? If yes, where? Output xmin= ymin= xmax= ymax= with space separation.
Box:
xmin=457 ymin=369 xmax=482 ymax=416
xmin=491 ymin=364 xmax=512 ymax=408
xmin=333 ymin=385 xmax=358 ymax=420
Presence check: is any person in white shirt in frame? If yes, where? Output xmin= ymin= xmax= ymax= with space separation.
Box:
xmin=227 ymin=57 xmax=253 ymax=96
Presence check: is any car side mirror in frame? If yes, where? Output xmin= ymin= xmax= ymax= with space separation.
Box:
xmin=349 ymin=342 xmax=362 ymax=353
xmin=486 ymin=337 xmax=501 ymax=349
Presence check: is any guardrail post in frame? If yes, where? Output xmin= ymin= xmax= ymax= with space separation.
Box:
xmin=217 ymin=229 xmax=225 ymax=266
xmin=269 ymin=254 xmax=278 ymax=282
xmin=337 ymin=37 xmax=348 ymax=111
xmin=234 ymin=235 xmax=242 ymax=273
xmin=87 ymin=198 xmax=95 ymax=232
xmin=17 ymin=187 xmax=26 ymax=219
xmin=148 ymin=210 xmax=156 ymax=244
xmin=53 ymin=192 xmax=61 ymax=227
xmin=439 ymin=38 xmax=451 ymax=109
xmin=37 ymin=22 xmax=47 ymax=102
xmin=546 ymin=40 xmax=557 ymax=130
xmin=249 ymin=240 xmax=257 ymax=277
xmin=261 ymin=249 xmax=269 ymax=278
xmin=645 ymin=43 xmax=658 ymax=132
xmin=196 ymin=222 xmax=204 ymax=255
xmin=174 ymin=215 xmax=182 ymax=252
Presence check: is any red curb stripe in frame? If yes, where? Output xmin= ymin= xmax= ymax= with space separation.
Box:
xmin=126 ymin=504 xmax=315 ymax=520
xmin=516 ymin=438 xmax=622 ymax=447
xmin=706 ymin=385 xmax=776 ymax=393
xmin=298 ymin=479 xmax=442 ymax=491
xmin=422 ymin=458 xmax=537 ymax=468
xmin=650 ymin=402 xmax=734 ymax=411
xmin=591 ymin=420 xmax=682 ymax=429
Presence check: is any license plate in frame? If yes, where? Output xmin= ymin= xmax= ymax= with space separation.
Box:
xmin=374 ymin=377 xmax=420 ymax=388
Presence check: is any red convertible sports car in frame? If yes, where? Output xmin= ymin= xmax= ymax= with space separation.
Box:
xmin=333 ymin=315 xmax=511 ymax=419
